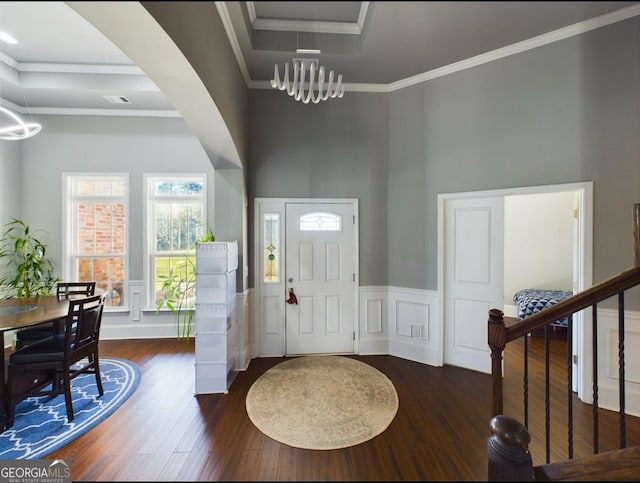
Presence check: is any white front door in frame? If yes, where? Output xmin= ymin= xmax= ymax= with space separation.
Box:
xmin=443 ymin=196 xmax=504 ymax=374
xmin=284 ymin=202 xmax=356 ymax=355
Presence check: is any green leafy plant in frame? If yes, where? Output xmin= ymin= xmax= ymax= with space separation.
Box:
xmin=201 ymin=225 xmax=215 ymax=243
xmin=0 ymin=217 xmax=60 ymax=299
xmin=156 ymin=257 xmax=196 ymax=342
xmin=155 ymin=225 xmax=215 ymax=344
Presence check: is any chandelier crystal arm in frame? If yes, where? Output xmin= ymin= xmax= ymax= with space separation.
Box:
xmin=311 ymin=66 xmax=325 ymax=104
xmin=271 ymin=63 xmax=286 ymax=90
xmin=301 ymin=61 xmax=316 ymax=104
xmin=289 ymin=61 xmax=300 ymax=97
xmin=316 ymin=68 xmax=330 ymax=102
xmin=294 ymin=60 xmax=308 ymax=102
xmin=333 ymin=74 xmax=345 ymax=98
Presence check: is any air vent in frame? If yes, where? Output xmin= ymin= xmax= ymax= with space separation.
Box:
xmin=103 ymin=95 xmax=132 ymax=104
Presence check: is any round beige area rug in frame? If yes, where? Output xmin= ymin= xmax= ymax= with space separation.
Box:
xmin=245 ymin=355 xmax=399 ymax=450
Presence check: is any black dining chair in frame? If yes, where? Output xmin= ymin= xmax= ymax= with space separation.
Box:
xmin=14 ymin=281 xmax=96 ymax=350
xmin=5 ymin=293 xmax=106 ymax=428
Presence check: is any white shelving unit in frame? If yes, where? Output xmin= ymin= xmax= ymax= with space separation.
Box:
xmin=194 ymin=241 xmax=238 ymax=394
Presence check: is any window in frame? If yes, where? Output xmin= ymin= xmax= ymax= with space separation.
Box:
xmin=146 ymin=175 xmax=206 ymax=309
xmin=299 ymin=212 xmax=342 ymax=231
xmin=263 ymin=213 xmax=279 ymax=283
xmin=64 ymin=174 xmax=128 ymax=309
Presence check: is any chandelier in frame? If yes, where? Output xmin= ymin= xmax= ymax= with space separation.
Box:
xmin=0 ymin=105 xmax=41 ymax=140
xmin=271 ymin=57 xmax=345 ymax=104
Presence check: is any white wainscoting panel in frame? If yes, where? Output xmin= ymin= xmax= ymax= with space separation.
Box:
xmin=259 ymin=293 xmax=285 ymax=357
xmin=100 ymin=281 xmax=640 ymax=417
xmin=596 ymin=308 xmax=640 ymax=417
xmin=358 ymin=286 xmax=388 ymax=355
xmin=101 ymin=310 xmax=179 ymax=340
xmin=101 ymin=280 xmax=183 ymax=339
xmin=235 ymin=290 xmax=251 ymax=371
xmin=388 ymin=286 xmax=440 ymax=366
xmin=129 ymin=280 xmax=143 ymax=321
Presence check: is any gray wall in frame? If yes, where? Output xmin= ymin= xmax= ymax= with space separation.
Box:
xmin=248 ymin=17 xmax=639 ymax=307
xmin=0 ymin=140 xmax=22 ymax=281
xmin=15 ymin=115 xmax=215 ymax=298
xmin=389 ymin=16 xmax=639 ymax=291
xmin=0 ymin=140 xmax=21 ymax=225
xmin=388 ymin=83 xmax=430 ymax=289
xmin=248 ymin=91 xmax=389 ymax=287
xmin=142 ymin=1 xmax=249 ymax=167
xmin=2 ymin=15 xmax=637 ymax=310
xmin=215 ymin=168 xmax=247 ymax=291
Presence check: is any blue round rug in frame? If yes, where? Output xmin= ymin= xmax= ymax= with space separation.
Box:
xmin=0 ymin=357 xmax=140 ymax=459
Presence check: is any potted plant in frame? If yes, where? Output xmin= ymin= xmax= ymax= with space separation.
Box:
xmin=156 ymin=225 xmax=215 ymax=344
xmin=0 ymin=217 xmax=60 ymax=299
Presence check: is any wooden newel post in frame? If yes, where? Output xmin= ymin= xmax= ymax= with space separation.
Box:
xmin=488 ymin=308 xmax=507 ymax=417
xmin=487 ymin=415 xmax=535 ymax=481
xmin=634 ymin=203 xmax=639 ymax=268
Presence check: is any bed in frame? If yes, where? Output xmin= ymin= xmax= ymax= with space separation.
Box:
xmin=513 ymin=288 xmax=573 ymax=328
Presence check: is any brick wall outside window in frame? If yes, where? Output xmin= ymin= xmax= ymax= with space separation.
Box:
xmin=66 ymin=175 xmax=128 ymax=308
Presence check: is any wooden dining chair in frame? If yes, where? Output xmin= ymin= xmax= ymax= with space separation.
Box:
xmin=14 ymin=281 xmax=96 ymax=349
xmin=55 ymin=281 xmax=97 ymax=298
xmin=5 ymin=293 xmax=106 ymax=428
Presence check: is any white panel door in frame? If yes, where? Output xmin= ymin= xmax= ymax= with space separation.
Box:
xmin=285 ymin=202 xmax=355 ymax=355
xmin=444 ymin=196 xmax=504 ymax=373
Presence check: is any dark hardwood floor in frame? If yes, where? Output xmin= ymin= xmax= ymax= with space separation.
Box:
xmin=46 ymin=334 xmax=639 ymax=481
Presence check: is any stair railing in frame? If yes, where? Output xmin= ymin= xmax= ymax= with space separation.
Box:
xmin=488 ymin=203 xmax=640 ymax=478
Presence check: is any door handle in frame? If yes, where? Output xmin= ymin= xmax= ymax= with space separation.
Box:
xmin=286 ymin=287 xmax=298 ymax=305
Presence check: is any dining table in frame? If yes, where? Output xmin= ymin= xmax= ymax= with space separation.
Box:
xmin=0 ymin=294 xmax=93 ymax=429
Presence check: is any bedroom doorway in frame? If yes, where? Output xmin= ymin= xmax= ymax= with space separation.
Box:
xmin=438 ymin=182 xmax=593 ymax=398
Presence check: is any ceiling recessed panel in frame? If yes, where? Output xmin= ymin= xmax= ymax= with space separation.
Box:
xmin=252 ymin=2 xmax=362 ymax=24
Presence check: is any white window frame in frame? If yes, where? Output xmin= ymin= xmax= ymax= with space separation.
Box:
xmin=144 ymin=173 xmax=207 ymax=310
xmin=62 ymin=173 xmax=130 ymax=312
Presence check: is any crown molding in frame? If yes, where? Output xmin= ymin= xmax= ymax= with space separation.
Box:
xmin=216 ymin=1 xmax=252 ymax=87
xmin=388 ymin=2 xmax=640 ymax=93
xmin=0 ymin=51 xmax=144 ymax=76
xmin=28 ymin=107 xmax=181 ymax=117
xmin=250 ymin=79 xmax=390 ymax=93
xmin=0 ymin=46 xmax=173 ymax=117
xmin=18 ymin=62 xmax=144 ymax=75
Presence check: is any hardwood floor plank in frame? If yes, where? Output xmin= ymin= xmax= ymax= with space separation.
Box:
xmin=157 ymin=452 xmax=192 ymax=481
xmin=40 ymin=337 xmax=639 ymax=481
xmin=254 ymin=436 xmax=282 ymax=481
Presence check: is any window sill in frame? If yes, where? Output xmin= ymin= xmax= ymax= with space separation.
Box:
xmin=104 ymin=307 xmax=130 ymax=314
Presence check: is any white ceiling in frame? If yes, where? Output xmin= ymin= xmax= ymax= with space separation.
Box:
xmin=0 ymin=1 xmax=637 ymax=117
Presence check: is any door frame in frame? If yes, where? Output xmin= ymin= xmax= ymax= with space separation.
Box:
xmin=437 ymin=182 xmax=593 ymax=399
xmin=253 ymin=197 xmax=360 ymax=357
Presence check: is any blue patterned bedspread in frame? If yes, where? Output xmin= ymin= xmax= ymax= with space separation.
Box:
xmin=513 ymin=288 xmax=573 ymax=327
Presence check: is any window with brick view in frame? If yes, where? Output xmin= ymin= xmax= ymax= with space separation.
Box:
xmin=66 ymin=175 xmax=128 ymax=308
